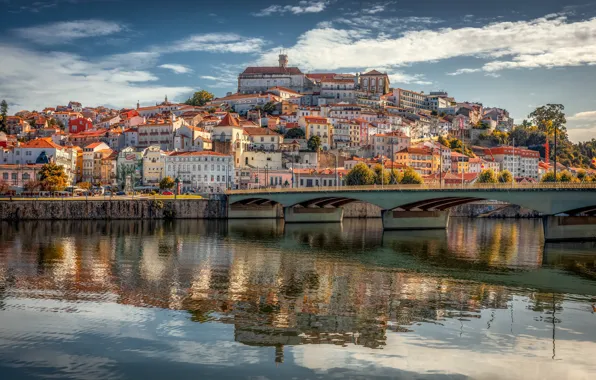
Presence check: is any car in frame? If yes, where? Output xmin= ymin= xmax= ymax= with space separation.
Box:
xmin=116 ymin=191 xmax=126 ymax=196
xmin=161 ymin=191 xmax=174 ymax=195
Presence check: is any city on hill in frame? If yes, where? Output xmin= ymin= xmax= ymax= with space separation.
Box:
xmin=0 ymin=53 xmax=595 ymax=194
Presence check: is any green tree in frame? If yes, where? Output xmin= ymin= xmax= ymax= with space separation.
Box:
xmin=285 ymin=128 xmax=305 ymax=139
xmin=38 ymin=163 xmax=68 ymax=191
xmin=0 ymin=99 xmax=8 ymax=133
xmin=159 ymin=176 xmax=175 ymax=190
xmin=345 ymin=163 xmax=375 ymax=186
xmin=541 ymin=171 xmax=558 ymax=183
xmin=262 ymin=102 xmax=277 ymax=115
xmin=477 ymin=169 xmax=498 ymax=183
xmin=372 ymin=164 xmax=390 ymax=185
xmin=307 ymin=135 xmax=322 ymax=152
xmin=559 ymin=170 xmax=578 ymax=183
xmin=185 ymin=90 xmax=215 ymax=106
xmin=529 ymin=104 xmax=567 ymax=177
xmin=497 ymin=170 xmax=513 ymax=183
xmin=400 ymin=168 xmax=424 ymax=184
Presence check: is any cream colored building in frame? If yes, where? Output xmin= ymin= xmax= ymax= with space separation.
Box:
xmin=142 ymin=145 xmax=166 ymax=186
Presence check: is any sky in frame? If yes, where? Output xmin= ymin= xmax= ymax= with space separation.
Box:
xmin=1 ymin=0 xmax=596 ymax=141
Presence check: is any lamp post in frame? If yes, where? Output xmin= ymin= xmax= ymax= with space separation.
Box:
xmin=174 ymin=177 xmax=180 ymax=200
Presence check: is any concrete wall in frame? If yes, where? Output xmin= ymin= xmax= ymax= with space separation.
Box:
xmin=0 ymin=199 xmax=227 ymax=221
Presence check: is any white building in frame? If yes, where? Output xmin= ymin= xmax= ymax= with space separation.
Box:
xmin=372 ymin=131 xmax=411 ymax=158
xmin=165 ymin=151 xmax=234 ymax=193
xmin=137 ymin=117 xmax=183 ymax=151
xmin=244 ymin=128 xmax=283 ymax=151
xmin=142 ymin=145 xmax=166 ymax=186
xmin=238 ymin=54 xmax=310 ymax=94
xmin=483 ymin=146 xmax=540 ymax=180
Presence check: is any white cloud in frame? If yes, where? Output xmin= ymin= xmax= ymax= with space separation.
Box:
xmin=13 ymin=19 xmax=123 ymax=44
xmin=253 ymin=1 xmax=329 ymax=17
xmin=569 ymin=111 xmax=596 ymax=121
xmin=167 ymin=33 xmax=266 ymax=54
xmin=365 ymin=4 xmax=386 ymax=15
xmin=447 ymin=68 xmax=482 ymax=76
xmin=564 ymin=111 xmax=596 ymax=142
xmin=158 ymin=64 xmax=193 ymax=74
xmin=200 ymin=76 xmax=219 ymax=80
xmin=0 ymin=44 xmax=192 ymax=111
xmin=259 ymin=15 xmax=596 ymax=74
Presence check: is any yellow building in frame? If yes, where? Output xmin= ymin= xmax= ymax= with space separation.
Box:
xmin=302 ymin=116 xmax=333 ymax=150
xmin=395 ymin=147 xmax=440 ymax=175
xmin=450 ymin=151 xmax=470 ymax=174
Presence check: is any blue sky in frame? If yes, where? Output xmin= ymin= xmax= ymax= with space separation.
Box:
xmin=1 ymin=0 xmax=596 ymax=141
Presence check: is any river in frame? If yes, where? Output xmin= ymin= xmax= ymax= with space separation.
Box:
xmin=0 ymin=219 xmax=595 ymax=379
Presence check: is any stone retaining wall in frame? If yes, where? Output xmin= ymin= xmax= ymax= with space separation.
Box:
xmin=0 ymin=199 xmax=227 ymax=220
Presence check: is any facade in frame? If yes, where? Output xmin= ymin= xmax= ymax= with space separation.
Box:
xmin=68 ymin=116 xmax=93 ymax=134
xmin=372 ymin=131 xmax=411 ymax=158
xmin=395 ymin=147 xmax=439 ymax=176
xmin=320 ymin=79 xmax=356 ymax=103
xmin=240 ymin=151 xmax=283 ymax=170
xmin=358 ymin=70 xmax=390 ymax=95
xmin=137 ymin=117 xmax=183 ymax=151
xmin=243 ymin=128 xmax=283 ymax=151
xmin=164 ymin=151 xmax=234 ymax=193
xmin=483 ymin=146 xmax=540 ymax=180
xmin=0 ymin=164 xmax=44 ymax=188
xmin=394 ymin=88 xmax=426 ymax=111
xmin=82 ymin=142 xmax=111 ymax=184
xmin=116 ymin=147 xmax=143 ymax=189
xmin=238 ymin=54 xmax=309 ymax=94
xmin=142 ymin=146 xmax=165 ymax=186
xmin=302 ymin=116 xmax=333 ymax=150
xmin=450 ymin=152 xmax=470 ymax=174
xmin=210 ymin=93 xmax=280 ymax=115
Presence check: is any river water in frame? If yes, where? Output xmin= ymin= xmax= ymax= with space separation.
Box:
xmin=0 ymin=219 xmax=595 ymax=379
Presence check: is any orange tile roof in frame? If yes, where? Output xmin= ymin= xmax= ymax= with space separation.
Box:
xmin=217 ymin=113 xmax=240 ymax=127
xmin=20 ymin=139 xmax=63 ymax=150
xmin=243 ymin=127 xmax=281 ymax=136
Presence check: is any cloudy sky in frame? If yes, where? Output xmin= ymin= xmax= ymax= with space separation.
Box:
xmin=1 ymin=0 xmax=596 ymax=141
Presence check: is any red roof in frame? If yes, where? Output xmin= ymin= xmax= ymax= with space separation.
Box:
xmin=361 ymin=69 xmax=385 ymax=76
xmin=304 ymin=116 xmax=328 ymax=124
xmin=168 ymin=151 xmax=230 ymax=157
xmin=217 ymin=113 xmax=240 ymax=127
xmin=20 ymin=139 xmax=63 ymax=150
xmin=243 ymin=127 xmax=281 ymax=136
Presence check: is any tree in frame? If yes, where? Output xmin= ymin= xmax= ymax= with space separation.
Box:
xmin=529 ymin=104 xmax=567 ymax=179
xmin=0 ymin=179 xmax=10 ymax=194
xmin=38 ymin=163 xmax=68 ymax=191
xmin=24 ymin=180 xmax=41 ymax=191
xmin=559 ymin=170 xmax=578 ymax=183
xmin=0 ymin=99 xmax=7 ymax=133
xmin=372 ymin=164 xmax=390 ymax=185
xmin=77 ymin=182 xmax=92 ymax=190
xmin=185 ymin=90 xmax=214 ymax=106
xmin=307 ymin=135 xmax=322 ymax=152
xmin=159 ymin=176 xmax=175 ymax=190
xmin=388 ymin=168 xmax=403 ymax=184
xmin=345 ymin=163 xmax=375 ymax=186
xmin=400 ymin=168 xmax=424 ymax=184
xmin=262 ymin=102 xmax=277 ymax=115
xmin=477 ymin=169 xmax=498 ymax=183
xmin=497 ymin=170 xmax=513 ymax=183
xmin=541 ymin=171 xmax=558 ymax=183
xmin=285 ymin=128 xmax=305 ymax=139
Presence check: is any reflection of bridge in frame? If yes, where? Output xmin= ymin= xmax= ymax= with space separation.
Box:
xmin=227 ymin=184 xmax=596 ymax=241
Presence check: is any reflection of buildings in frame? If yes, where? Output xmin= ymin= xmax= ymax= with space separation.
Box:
xmin=0 ymin=219 xmax=589 ymax=364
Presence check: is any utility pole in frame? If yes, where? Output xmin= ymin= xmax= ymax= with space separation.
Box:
xmin=512 ymin=138 xmax=515 ymax=188
xmin=553 ymin=123 xmax=558 ymax=182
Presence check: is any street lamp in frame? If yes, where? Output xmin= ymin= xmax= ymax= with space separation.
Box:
xmin=174 ymin=177 xmax=180 ymax=199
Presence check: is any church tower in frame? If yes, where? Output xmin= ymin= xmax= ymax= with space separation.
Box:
xmin=278 ymin=53 xmax=288 ymax=69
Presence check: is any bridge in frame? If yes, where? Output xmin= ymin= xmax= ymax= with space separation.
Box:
xmin=226 ymin=184 xmax=596 ymax=242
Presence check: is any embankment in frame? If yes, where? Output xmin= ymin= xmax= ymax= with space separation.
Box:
xmin=0 ymin=199 xmax=227 ymax=220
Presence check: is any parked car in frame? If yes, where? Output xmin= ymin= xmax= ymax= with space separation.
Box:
xmin=161 ymin=191 xmax=174 ymax=195
xmin=116 ymin=191 xmax=126 ymax=196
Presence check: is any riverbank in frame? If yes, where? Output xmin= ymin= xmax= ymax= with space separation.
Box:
xmin=0 ymin=199 xmax=541 ymax=220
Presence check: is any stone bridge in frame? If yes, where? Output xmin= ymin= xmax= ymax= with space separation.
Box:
xmin=227 ymin=184 xmax=596 ymax=241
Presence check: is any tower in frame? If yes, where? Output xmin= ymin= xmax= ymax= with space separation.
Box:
xmin=136 ymin=100 xmax=140 ymax=110
xmin=278 ymin=52 xmax=288 ymax=69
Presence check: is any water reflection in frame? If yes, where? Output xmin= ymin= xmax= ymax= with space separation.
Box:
xmin=0 ymin=219 xmax=595 ymax=379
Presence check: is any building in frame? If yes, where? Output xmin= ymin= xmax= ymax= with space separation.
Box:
xmin=358 ymin=70 xmax=390 ymax=95
xmin=210 ymin=93 xmax=280 ymax=115
xmin=372 ymin=131 xmax=410 ymax=158
xmin=142 ymin=146 xmax=166 ymax=186
xmin=450 ymin=151 xmax=470 ymax=174
xmin=82 ymin=142 xmax=111 ymax=184
xmin=174 ymin=125 xmax=212 ymax=151
xmin=164 ymin=151 xmax=234 ymax=193
xmin=240 ymin=151 xmax=283 ymax=170
xmin=483 ymin=146 xmax=540 ymax=180
xmin=0 ymin=164 xmax=44 ymax=188
xmin=212 ymin=113 xmax=250 ymax=166
xmin=393 ymin=88 xmax=426 ymax=111
xmin=244 ymin=128 xmax=283 ymax=151
xmin=293 ymin=168 xmax=345 ymax=188
xmin=319 ymin=78 xmax=356 ymax=104
xmin=301 ymin=116 xmax=333 ymax=150
xmin=137 ymin=116 xmax=183 ymax=151
xmin=395 ymin=147 xmax=439 ymax=176
xmin=116 ymin=147 xmax=143 ymax=189
xmin=68 ymin=116 xmax=93 ymax=134
xmin=238 ymin=54 xmax=310 ymax=94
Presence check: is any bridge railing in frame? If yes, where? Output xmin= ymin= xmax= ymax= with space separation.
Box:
xmin=226 ymin=182 xmax=596 ymax=195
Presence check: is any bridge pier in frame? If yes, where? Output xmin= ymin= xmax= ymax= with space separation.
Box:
xmin=228 ymin=204 xmax=281 ymax=219
xmin=543 ymin=216 xmax=596 ymax=242
xmin=382 ymin=210 xmax=450 ymax=230
xmin=284 ymin=207 xmax=343 ymax=223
